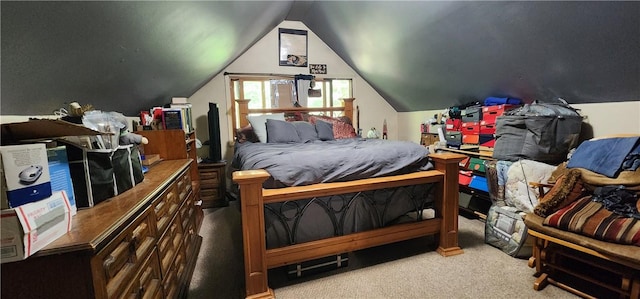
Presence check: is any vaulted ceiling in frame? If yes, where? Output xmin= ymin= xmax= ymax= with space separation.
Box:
xmin=2 ymin=1 xmax=639 ymax=116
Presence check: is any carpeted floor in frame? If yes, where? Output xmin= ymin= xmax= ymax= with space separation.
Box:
xmin=188 ymin=201 xmax=578 ymax=299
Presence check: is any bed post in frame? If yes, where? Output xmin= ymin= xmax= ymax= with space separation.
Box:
xmin=232 ymin=169 xmax=274 ymax=299
xmin=237 ymin=99 xmax=251 ymax=128
xmin=342 ymin=97 xmax=355 ymax=121
xmin=429 ymin=152 xmax=466 ymax=257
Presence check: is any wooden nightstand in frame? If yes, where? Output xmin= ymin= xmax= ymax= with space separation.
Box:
xmin=198 ymin=161 xmax=227 ymax=208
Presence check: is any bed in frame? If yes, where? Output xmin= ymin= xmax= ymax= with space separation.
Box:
xmin=231 ymin=98 xmax=465 ymax=298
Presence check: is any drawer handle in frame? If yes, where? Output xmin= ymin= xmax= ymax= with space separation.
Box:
xmin=167 ymin=191 xmax=176 ymax=202
xmin=155 ymin=200 xmax=165 ymax=213
xmin=103 ymin=241 xmax=131 ymax=278
xmin=139 ymin=265 xmax=153 ymax=291
xmin=131 ymin=222 xmax=148 ymax=247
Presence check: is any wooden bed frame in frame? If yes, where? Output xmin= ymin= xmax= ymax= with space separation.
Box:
xmin=232 ymin=98 xmax=466 ymax=298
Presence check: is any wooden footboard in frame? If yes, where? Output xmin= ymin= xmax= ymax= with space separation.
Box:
xmin=233 ymin=152 xmax=465 ymax=298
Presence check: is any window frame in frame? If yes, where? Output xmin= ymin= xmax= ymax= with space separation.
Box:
xmin=228 ymin=75 xmax=352 ymax=130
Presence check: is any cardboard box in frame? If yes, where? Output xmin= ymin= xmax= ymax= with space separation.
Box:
xmin=462 ymin=106 xmax=482 ymax=122
xmin=445 ymin=131 xmax=462 ymax=144
xmin=462 ymin=134 xmax=480 ymax=144
xmin=47 ymin=146 xmax=77 ymax=215
xmin=459 ymin=170 xmax=473 ymax=185
xmin=482 ymin=104 xmax=516 ymax=124
xmin=445 ymin=118 xmax=462 ymax=132
xmin=479 ymin=123 xmax=496 ymax=134
xmin=1 ymin=119 xmax=103 ymax=144
xmin=0 ymin=144 xmax=52 ymax=209
xmin=427 ymin=124 xmax=444 ymax=134
xmin=461 ymin=122 xmax=480 ymax=135
xmin=1 ymin=191 xmax=72 ymax=263
xmin=469 ymin=175 xmax=489 ymax=192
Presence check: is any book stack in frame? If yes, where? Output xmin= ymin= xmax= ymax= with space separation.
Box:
xmin=167 ymin=97 xmax=194 ymax=133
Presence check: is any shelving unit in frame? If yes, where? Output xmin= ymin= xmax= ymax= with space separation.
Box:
xmin=439 ymin=147 xmax=494 ymax=217
xmin=136 ymin=129 xmax=202 ymax=228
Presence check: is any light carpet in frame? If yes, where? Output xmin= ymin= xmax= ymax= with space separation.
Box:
xmin=188 ymin=202 xmax=577 ymax=299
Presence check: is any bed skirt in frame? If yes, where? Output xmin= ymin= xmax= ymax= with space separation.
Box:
xmin=263 ymin=184 xmax=435 ymax=249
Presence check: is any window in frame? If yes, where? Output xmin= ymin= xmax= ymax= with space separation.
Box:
xmin=228 ymin=75 xmax=352 ymax=129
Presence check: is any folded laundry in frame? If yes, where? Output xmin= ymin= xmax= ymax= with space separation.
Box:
xmin=567 ymin=137 xmax=640 ymax=178
xmin=592 ymin=185 xmax=639 ymax=219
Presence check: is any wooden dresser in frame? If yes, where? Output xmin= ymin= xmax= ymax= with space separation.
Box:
xmin=1 ymin=159 xmax=202 ymax=299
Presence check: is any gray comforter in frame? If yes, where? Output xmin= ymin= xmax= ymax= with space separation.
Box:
xmin=232 ymin=138 xmax=433 ymax=188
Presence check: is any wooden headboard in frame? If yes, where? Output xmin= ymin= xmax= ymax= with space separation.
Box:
xmin=234 ymin=98 xmax=355 ymax=129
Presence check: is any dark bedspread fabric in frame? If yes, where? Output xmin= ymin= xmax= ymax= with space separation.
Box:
xmin=233 ymin=138 xmax=433 ymax=188
xmin=264 ymin=184 xmax=434 ymax=248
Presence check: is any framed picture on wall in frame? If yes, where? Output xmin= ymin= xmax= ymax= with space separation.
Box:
xmin=279 ymin=28 xmax=308 ymax=67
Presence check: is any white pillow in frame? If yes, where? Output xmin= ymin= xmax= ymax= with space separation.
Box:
xmin=247 ymin=113 xmax=286 ymax=143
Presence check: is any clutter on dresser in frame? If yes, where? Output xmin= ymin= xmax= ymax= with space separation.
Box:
xmin=1 ymin=116 xmax=145 ymax=209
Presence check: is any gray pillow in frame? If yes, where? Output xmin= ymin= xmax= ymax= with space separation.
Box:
xmin=266 ymin=119 xmax=301 ymax=143
xmin=292 ymin=121 xmax=319 ymax=142
xmin=247 ymin=113 xmax=286 ymax=143
xmin=315 ymin=120 xmax=334 ymax=141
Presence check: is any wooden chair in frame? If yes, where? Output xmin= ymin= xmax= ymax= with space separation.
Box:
xmin=525 ymin=181 xmax=640 ymax=298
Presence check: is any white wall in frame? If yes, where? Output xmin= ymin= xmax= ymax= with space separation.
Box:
xmin=398 ymin=101 xmax=640 ymax=144
xmin=573 ymin=102 xmax=640 ymax=137
xmin=189 ymin=21 xmax=395 ymax=161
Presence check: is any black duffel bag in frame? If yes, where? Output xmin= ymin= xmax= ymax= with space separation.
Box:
xmin=493 ymin=99 xmax=583 ymax=164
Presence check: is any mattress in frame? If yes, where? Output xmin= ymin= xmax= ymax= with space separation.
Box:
xmin=232 ymin=138 xmax=433 ymax=189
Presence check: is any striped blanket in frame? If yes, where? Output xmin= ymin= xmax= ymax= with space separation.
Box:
xmin=544 ymin=196 xmax=640 ymax=246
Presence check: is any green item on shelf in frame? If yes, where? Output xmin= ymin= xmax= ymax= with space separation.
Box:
xmin=469 ymin=157 xmax=486 ymax=172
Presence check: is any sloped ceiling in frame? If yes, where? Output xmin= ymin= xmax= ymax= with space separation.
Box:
xmin=1 ymin=1 xmax=292 ymax=116
xmin=299 ymin=1 xmax=640 ymax=111
xmin=2 ymin=1 xmax=639 ymax=116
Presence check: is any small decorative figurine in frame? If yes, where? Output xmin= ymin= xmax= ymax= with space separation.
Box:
xmin=367 ymin=127 xmax=379 ymax=139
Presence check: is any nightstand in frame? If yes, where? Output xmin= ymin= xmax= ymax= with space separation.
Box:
xmin=198 ymin=161 xmax=227 ymax=208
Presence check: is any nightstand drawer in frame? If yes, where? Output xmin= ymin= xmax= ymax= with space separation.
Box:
xmin=200 ymin=189 xmax=219 ymax=198
xmin=198 ymin=161 xmax=227 ymax=208
xmin=199 ymin=170 xmax=219 ymax=181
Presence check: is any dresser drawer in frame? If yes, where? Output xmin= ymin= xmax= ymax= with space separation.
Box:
xmin=122 ymin=248 xmax=163 ymax=299
xmin=162 ymin=263 xmax=179 ymax=299
xmin=163 ymin=243 xmax=187 ymax=299
xmin=174 ymin=245 xmax=187 ymax=285
xmin=176 ymin=170 xmax=192 ymax=199
xmin=153 ymin=183 xmax=179 ymax=236
xmin=179 ymin=201 xmax=191 ymax=233
xmin=99 ymin=209 xmax=156 ymax=299
xmin=158 ymin=219 xmax=184 ymax=277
